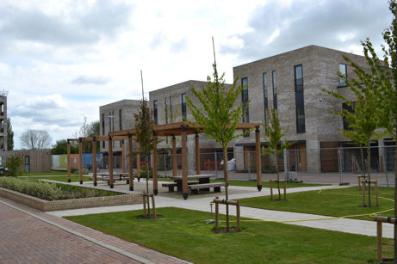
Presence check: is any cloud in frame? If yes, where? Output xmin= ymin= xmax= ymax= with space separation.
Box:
xmin=0 ymin=0 xmax=133 ymax=47
xmin=10 ymin=94 xmax=82 ymax=126
xmin=221 ymin=0 xmax=391 ymax=59
xmin=71 ymin=76 xmax=109 ymax=85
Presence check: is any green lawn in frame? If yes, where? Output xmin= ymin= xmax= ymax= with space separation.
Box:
xmin=213 ymin=179 xmax=323 ymax=188
xmin=67 ymin=207 xmax=386 ymax=264
xmin=240 ymin=187 xmax=394 ymax=220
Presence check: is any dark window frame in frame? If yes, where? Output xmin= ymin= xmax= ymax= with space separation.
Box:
xmin=262 ymin=72 xmax=268 ymax=125
xmin=338 ymin=63 xmax=348 ymax=88
xmin=241 ymin=77 xmax=249 ymax=123
xmin=153 ymin=100 xmax=158 ymax=124
xmin=294 ymin=64 xmax=305 ymax=134
xmin=119 ymin=109 xmax=122 ymax=130
xmin=272 ymin=71 xmax=278 ymax=109
xmin=180 ymin=93 xmax=187 ymax=121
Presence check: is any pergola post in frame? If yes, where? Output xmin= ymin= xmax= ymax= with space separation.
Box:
xmin=78 ymin=138 xmax=83 ymax=184
xmin=128 ymin=135 xmax=134 ymax=191
xmin=108 ymin=136 xmax=114 ymax=188
xmin=195 ymin=133 xmax=200 ymax=175
xmin=67 ymin=140 xmax=71 ymax=182
xmin=181 ymin=132 xmax=189 ymax=199
xmin=152 ymin=137 xmax=158 ymax=195
xmin=92 ymin=137 xmax=97 ymax=186
xmin=172 ymin=135 xmax=177 ymax=177
xmin=255 ymin=126 xmax=262 ymax=191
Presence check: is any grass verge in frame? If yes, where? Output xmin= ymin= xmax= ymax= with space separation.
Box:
xmin=66 ymin=207 xmax=386 ymax=264
xmin=239 ymin=187 xmax=394 ymax=220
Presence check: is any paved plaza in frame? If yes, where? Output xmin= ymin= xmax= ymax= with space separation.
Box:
xmin=1 ymin=178 xmax=394 ymax=263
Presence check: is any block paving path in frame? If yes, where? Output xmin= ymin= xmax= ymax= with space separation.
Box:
xmin=0 ymin=198 xmax=190 ymax=264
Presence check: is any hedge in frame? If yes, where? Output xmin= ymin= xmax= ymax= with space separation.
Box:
xmin=0 ymin=177 xmax=119 ymax=201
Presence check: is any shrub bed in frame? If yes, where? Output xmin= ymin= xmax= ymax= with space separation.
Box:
xmin=0 ymin=177 xmax=120 ymax=201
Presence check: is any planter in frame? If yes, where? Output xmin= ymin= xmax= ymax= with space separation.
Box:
xmin=0 ymin=187 xmax=141 ymax=211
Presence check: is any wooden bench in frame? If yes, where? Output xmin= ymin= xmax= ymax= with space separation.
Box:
xmin=162 ymin=183 xmax=178 ymax=192
xmin=189 ymin=182 xmax=225 ymax=193
xmin=162 ymin=181 xmax=200 ymax=192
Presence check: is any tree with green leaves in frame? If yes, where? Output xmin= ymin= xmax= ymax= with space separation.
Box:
xmin=327 ymin=51 xmax=385 ymax=207
xmin=6 ymin=118 xmax=13 ymax=151
xmin=265 ymin=109 xmax=288 ymax=200
xmin=51 ymin=139 xmax=78 ymax=155
xmin=187 ymin=41 xmax=242 ymax=231
xmin=365 ymin=0 xmax=397 ymax=258
xmin=134 ymin=98 xmax=157 ymax=195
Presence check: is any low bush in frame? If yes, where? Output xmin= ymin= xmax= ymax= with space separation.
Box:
xmin=0 ymin=177 xmax=120 ymax=201
xmin=6 ymin=155 xmax=23 ymax=176
xmin=0 ymin=177 xmax=62 ymax=200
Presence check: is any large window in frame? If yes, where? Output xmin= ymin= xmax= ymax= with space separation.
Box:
xmin=169 ymin=96 xmax=173 ymax=122
xmin=262 ymin=72 xmax=268 ymax=125
xmin=164 ymin=98 xmax=168 ymax=124
xmin=294 ymin=64 xmax=305 ymax=133
xmin=180 ymin=93 xmax=187 ymax=121
xmin=338 ymin=63 xmax=347 ymax=87
xmin=241 ymin=77 xmax=249 ymax=122
xmin=119 ymin=109 xmax=122 ymax=130
xmin=342 ymin=102 xmax=354 ymax=130
xmin=153 ymin=100 xmax=158 ymax=124
xmin=272 ymin=71 xmax=278 ymax=109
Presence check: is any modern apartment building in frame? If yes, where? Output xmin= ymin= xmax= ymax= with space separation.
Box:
xmin=99 ymin=99 xmax=141 ymax=168
xmin=99 ymin=45 xmax=392 ymax=174
xmin=149 ymin=80 xmax=231 ymax=172
xmin=232 ymin=45 xmax=376 ymax=173
xmin=0 ymin=93 xmax=7 ymax=152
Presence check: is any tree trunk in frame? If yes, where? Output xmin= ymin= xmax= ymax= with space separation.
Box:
xmin=394 ymin=130 xmax=397 ymax=263
xmin=360 ymin=147 xmax=365 ymax=176
xmin=223 ymin=146 xmax=230 ymax=232
xmin=275 ymin=151 xmax=281 ymax=200
xmin=367 ymin=143 xmax=371 ymax=207
xmin=146 ymin=155 xmax=149 ymax=195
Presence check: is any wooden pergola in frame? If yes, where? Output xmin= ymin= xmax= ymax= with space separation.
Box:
xmin=67 ymin=121 xmax=262 ymax=199
xmin=67 ymin=134 xmax=139 ymax=191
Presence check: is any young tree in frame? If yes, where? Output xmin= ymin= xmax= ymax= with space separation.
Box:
xmin=134 ymin=99 xmax=156 ymax=195
xmin=186 ymin=41 xmax=242 ymax=231
xmin=20 ymin=129 xmax=52 ymax=150
xmin=328 ymin=52 xmax=384 ymax=207
xmin=265 ymin=109 xmax=288 ymax=200
xmin=6 ymin=118 xmax=14 ymax=151
xmin=375 ymin=0 xmax=397 ymax=258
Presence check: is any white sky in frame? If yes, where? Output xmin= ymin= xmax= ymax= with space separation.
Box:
xmin=0 ymin=0 xmax=392 ymax=148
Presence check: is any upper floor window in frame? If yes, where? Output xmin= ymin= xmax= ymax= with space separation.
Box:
xmin=342 ymin=102 xmax=354 ymax=130
xmin=272 ymin=71 xmax=278 ymax=109
xmin=180 ymin=93 xmax=187 ymax=121
xmin=241 ymin=77 xmax=249 ymax=123
xmin=101 ymin=113 xmax=105 ymax=135
xmin=153 ymin=100 xmax=158 ymax=124
xmin=169 ymin=96 xmax=173 ymax=122
xmin=164 ymin=98 xmax=168 ymax=124
xmin=262 ymin=72 xmax=268 ymax=125
xmin=338 ymin=63 xmax=347 ymax=87
xmin=119 ymin=109 xmax=122 ymax=130
xmin=294 ymin=64 xmax=305 ymax=133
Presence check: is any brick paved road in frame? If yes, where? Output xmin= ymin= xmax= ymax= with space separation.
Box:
xmin=0 ymin=201 xmax=139 ymax=264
